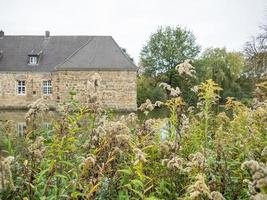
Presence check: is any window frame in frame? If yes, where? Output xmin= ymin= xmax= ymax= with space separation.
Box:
xmin=43 ymin=122 xmax=52 ymax=130
xmin=17 ymin=122 xmax=26 ymax=136
xmin=28 ymin=56 xmax=38 ymax=65
xmin=17 ymin=80 xmax=26 ymax=95
xmin=42 ymin=80 xmax=52 ymax=95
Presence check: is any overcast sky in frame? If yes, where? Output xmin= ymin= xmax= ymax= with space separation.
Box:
xmin=0 ymin=0 xmax=266 ymax=62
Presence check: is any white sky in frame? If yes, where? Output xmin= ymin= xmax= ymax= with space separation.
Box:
xmin=0 ymin=0 xmax=266 ymax=63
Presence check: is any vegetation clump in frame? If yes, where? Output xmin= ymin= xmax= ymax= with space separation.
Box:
xmin=0 ymin=70 xmax=267 ymax=199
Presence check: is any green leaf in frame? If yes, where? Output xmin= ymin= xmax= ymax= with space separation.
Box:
xmin=131 ymin=179 xmax=143 ymax=189
xmin=55 ymin=174 xmax=68 ymax=179
xmin=118 ymin=169 xmax=132 ymax=176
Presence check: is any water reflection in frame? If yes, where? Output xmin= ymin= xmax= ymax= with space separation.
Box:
xmin=0 ymin=111 xmax=26 ymax=122
xmin=17 ymin=122 xmax=26 ymax=136
xmin=0 ymin=110 xmax=53 ymax=136
xmin=0 ymin=109 xmax=168 ymax=136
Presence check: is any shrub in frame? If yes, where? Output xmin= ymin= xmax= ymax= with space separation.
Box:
xmin=137 ymin=75 xmax=166 ymax=106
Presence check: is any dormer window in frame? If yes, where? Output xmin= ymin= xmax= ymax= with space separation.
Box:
xmin=29 ymin=56 xmax=38 ymax=65
xmin=28 ymin=50 xmax=42 ymax=65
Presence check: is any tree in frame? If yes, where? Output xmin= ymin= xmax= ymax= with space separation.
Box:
xmin=244 ymin=22 xmax=267 ymax=76
xmin=195 ymin=48 xmax=252 ymax=99
xmin=140 ymin=26 xmax=200 ymax=86
xmin=137 ymin=75 xmax=166 ymax=106
xmin=244 ymin=24 xmax=267 ymax=58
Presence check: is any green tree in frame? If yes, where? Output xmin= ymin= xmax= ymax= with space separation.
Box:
xmin=195 ymin=48 xmax=252 ymax=99
xmin=137 ymin=75 xmax=166 ymax=106
xmin=140 ymin=26 xmax=200 ymax=86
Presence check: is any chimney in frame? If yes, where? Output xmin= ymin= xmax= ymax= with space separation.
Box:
xmin=45 ymin=30 xmax=50 ymax=38
xmin=0 ymin=30 xmax=4 ymax=38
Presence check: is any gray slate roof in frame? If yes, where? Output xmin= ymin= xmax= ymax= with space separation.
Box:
xmin=0 ymin=35 xmax=136 ymax=72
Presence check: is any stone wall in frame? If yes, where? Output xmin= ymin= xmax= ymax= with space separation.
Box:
xmin=0 ymin=72 xmax=55 ymax=109
xmin=0 ymin=70 xmax=137 ymax=111
xmin=56 ymin=70 xmax=137 ymax=111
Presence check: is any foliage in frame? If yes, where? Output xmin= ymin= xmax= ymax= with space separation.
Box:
xmin=242 ymin=153 xmax=267 ymax=200
xmin=0 ymin=72 xmax=267 ymax=199
xmin=140 ymin=26 xmax=200 ymax=85
xmin=138 ymin=27 xmax=254 ymax=107
xmin=138 ymin=59 xmax=199 ymax=107
xmin=195 ymin=47 xmax=253 ymax=100
xmin=137 ymin=75 xmax=166 ymax=106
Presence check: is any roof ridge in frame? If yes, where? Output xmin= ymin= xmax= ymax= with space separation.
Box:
xmin=4 ymin=35 xmax=111 ymax=37
xmin=55 ymin=36 xmax=95 ymax=69
xmin=110 ymin=37 xmax=137 ymax=68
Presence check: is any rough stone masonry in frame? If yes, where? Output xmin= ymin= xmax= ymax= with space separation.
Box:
xmin=0 ymin=70 xmax=137 ymax=111
xmin=0 ymin=32 xmax=137 ymax=111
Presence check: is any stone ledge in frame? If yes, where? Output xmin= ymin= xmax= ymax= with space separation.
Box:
xmin=0 ymin=104 xmax=136 ymax=112
xmin=0 ymin=105 xmax=57 ymax=111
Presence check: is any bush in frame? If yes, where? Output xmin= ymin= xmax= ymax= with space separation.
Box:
xmin=137 ymin=75 xmax=166 ymax=106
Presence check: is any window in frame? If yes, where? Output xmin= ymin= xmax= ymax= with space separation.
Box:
xmin=17 ymin=122 xmax=26 ymax=136
xmin=29 ymin=56 xmax=38 ymax=65
xmin=43 ymin=80 xmax=52 ymax=95
xmin=43 ymin=122 xmax=52 ymax=130
xmin=17 ymin=80 xmax=26 ymax=95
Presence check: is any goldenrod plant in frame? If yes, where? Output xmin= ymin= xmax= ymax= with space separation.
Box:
xmin=0 ymin=69 xmax=266 ymax=199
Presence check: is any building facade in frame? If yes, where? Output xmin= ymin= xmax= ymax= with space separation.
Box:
xmin=0 ymin=31 xmax=137 ymax=111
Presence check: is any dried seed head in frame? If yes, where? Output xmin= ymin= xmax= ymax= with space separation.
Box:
xmin=242 ymin=158 xmax=267 ymax=198
xmin=126 ymin=112 xmax=138 ymax=124
xmin=0 ymin=156 xmax=15 ymax=190
xmin=144 ymin=119 xmax=158 ymax=132
xmin=191 ymin=85 xmax=199 ymax=93
xmin=160 ymin=141 xmax=174 ymax=154
xmin=25 ymin=98 xmax=49 ymax=121
xmin=242 ymin=160 xmax=261 ymax=173
xmin=175 ymin=59 xmax=196 ymax=78
xmin=186 ymin=152 xmax=206 ymax=172
xmin=139 ymin=99 xmax=155 ymax=112
xmin=159 ymin=82 xmax=172 ymax=91
xmin=211 ymin=191 xmax=225 ymax=200
xmin=166 ymin=156 xmax=184 ymax=170
xmin=159 ymin=82 xmax=181 ymax=97
xmin=154 ymin=101 xmax=164 ymax=107
xmin=115 ymin=134 xmax=131 ymax=145
xmin=82 ymin=154 xmax=96 ymax=172
xmin=169 ymin=87 xmax=181 ymax=97
xmin=133 ymin=148 xmax=147 ymax=165
xmin=187 ymin=174 xmax=212 ymax=199
xmin=28 ymin=136 xmax=45 ymax=161
xmin=110 ymin=121 xmax=131 ymax=135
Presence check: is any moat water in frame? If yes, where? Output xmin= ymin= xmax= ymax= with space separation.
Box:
xmin=0 ymin=110 xmax=53 ymax=136
xmin=0 ymin=110 xmax=28 ymax=122
xmin=0 ymin=107 xmax=169 ymax=137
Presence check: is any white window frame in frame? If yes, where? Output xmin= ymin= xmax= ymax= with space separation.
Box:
xmin=43 ymin=80 xmax=52 ymax=95
xmin=43 ymin=122 xmax=52 ymax=130
xmin=17 ymin=80 xmax=26 ymax=95
xmin=29 ymin=56 xmax=38 ymax=65
xmin=17 ymin=122 xmax=26 ymax=136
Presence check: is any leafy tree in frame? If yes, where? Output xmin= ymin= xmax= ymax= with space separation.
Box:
xmin=195 ymin=48 xmax=252 ymax=99
xmin=137 ymin=75 xmax=166 ymax=106
xmin=140 ymin=26 xmax=200 ymax=86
